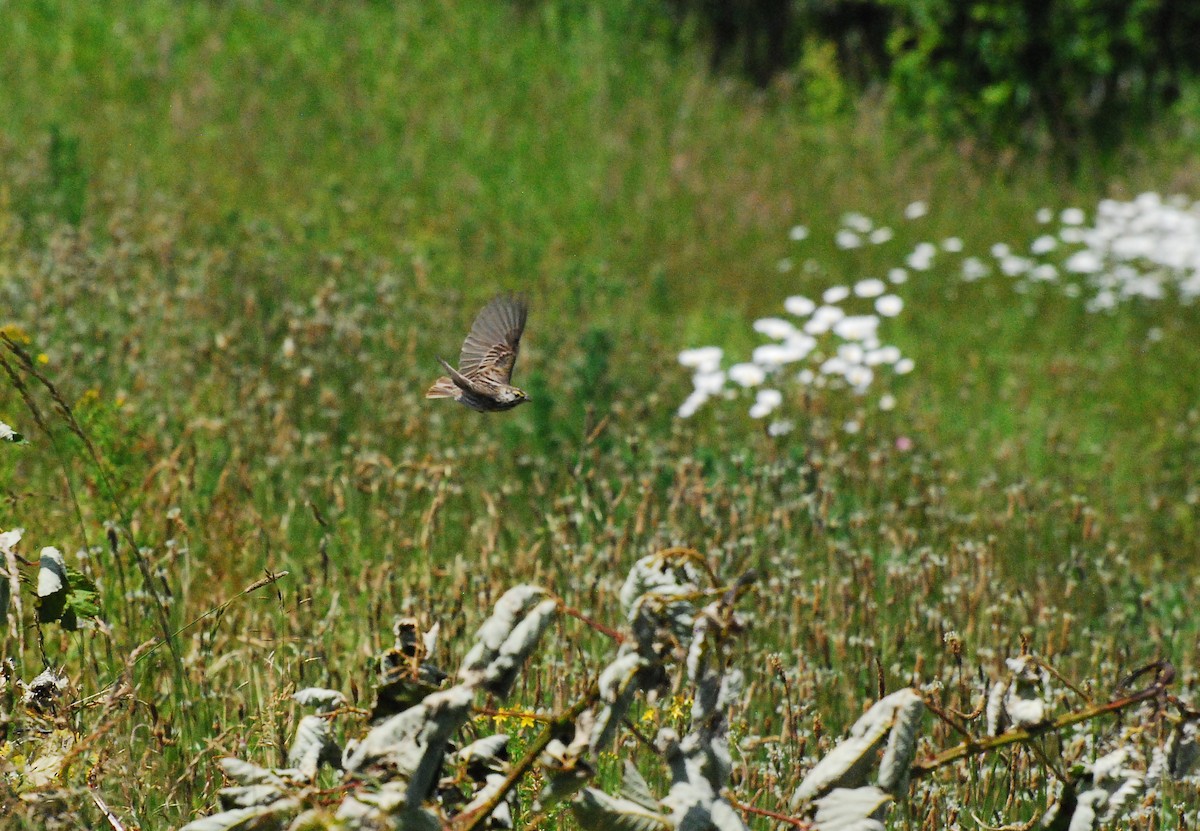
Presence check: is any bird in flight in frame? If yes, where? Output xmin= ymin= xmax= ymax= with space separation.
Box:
xmin=426 ymin=293 xmax=530 ymax=412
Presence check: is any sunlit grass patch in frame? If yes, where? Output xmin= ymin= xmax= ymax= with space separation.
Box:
xmin=1 ymin=1 xmax=1200 ymax=828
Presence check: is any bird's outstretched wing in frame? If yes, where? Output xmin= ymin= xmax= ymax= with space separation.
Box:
xmin=457 ymin=293 xmax=528 ymax=384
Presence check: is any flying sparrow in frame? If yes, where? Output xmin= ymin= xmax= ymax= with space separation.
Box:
xmin=426 ymin=293 xmax=530 ymax=412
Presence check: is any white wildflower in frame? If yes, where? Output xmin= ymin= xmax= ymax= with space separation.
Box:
xmin=836 ymin=230 xmax=862 ymax=249
xmin=785 ymin=295 xmax=816 ymax=316
xmin=728 ymin=363 xmax=767 ymax=387
xmin=678 ymin=346 xmax=723 ymax=371
xmin=875 ymin=295 xmax=903 ymax=317
xmin=854 ymin=279 xmax=886 ymax=298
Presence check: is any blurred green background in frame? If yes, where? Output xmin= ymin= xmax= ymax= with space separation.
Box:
xmin=2 ymin=1 xmax=1199 ymax=828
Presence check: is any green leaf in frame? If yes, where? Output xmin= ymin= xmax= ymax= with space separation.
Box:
xmin=66 ymin=568 xmax=101 ymax=619
xmin=36 ymin=550 xmax=100 ymax=630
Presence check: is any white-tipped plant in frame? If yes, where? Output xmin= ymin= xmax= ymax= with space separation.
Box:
xmin=789 ymin=688 xmax=924 ymax=817
xmin=166 ymin=561 xmax=1197 ymax=831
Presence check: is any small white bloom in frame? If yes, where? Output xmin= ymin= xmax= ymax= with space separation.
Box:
xmin=768 ymin=419 xmax=795 ymax=436
xmin=820 ymin=356 xmax=849 ymax=376
xmin=879 ymin=393 xmax=896 ymax=411
xmin=1030 ymin=263 xmax=1058 ymax=281
xmin=729 ymin=362 xmax=767 ymax=387
xmin=843 ymin=420 xmax=861 ymax=434
xmin=1086 ymin=289 xmax=1117 ymax=312
xmin=854 ymin=278 xmax=886 ymax=298
xmin=754 ymin=343 xmax=806 ymax=366
xmin=785 ymin=332 xmax=817 ymax=355
xmin=776 ymin=257 xmax=794 ymax=273
xmin=749 ymin=388 xmax=783 ymax=418
xmin=1065 ymin=250 xmax=1104 ymax=273
xmin=753 ymin=317 xmax=796 ymax=339
xmin=678 ymin=346 xmax=723 ymax=370
xmin=894 ymin=358 xmax=915 ymax=374
xmin=888 ymin=267 xmax=908 ymax=284
xmin=1061 ymin=207 xmax=1086 ymax=225
xmin=756 ymin=388 xmax=783 ymax=408
xmin=833 ymin=315 xmax=879 ymax=341
xmin=677 ymin=390 xmax=708 ymax=419
xmin=813 ymin=305 xmax=846 ymax=324
xmin=875 ymin=295 xmax=904 ymax=317
xmin=904 ymin=200 xmax=928 ymax=220
xmin=845 ymin=365 xmax=874 ymax=390
xmin=823 ymin=285 xmax=850 ymax=304
xmin=796 ymin=368 xmax=815 ymax=385
xmin=804 ymin=317 xmax=832 ymax=335
xmin=906 ymin=242 xmax=937 ymax=271
xmin=865 ymin=346 xmax=900 ymax=366
xmin=835 ymin=229 xmax=863 ymax=249
xmin=1000 ymin=255 xmax=1031 ymax=276
xmin=785 ymin=295 xmax=816 ymax=316
xmin=1030 ymin=234 xmax=1058 ymax=254
xmin=841 ymin=211 xmax=873 ymax=233
xmin=838 ymin=343 xmax=865 ymax=364
xmin=990 ymin=242 xmax=1011 ymax=259
xmin=1036 ymin=207 xmax=1054 ymax=223
xmin=692 ymin=370 xmax=725 ymax=394
xmin=0 ymin=421 xmax=16 ymax=442
xmin=869 ymin=227 xmax=894 ymax=244
xmin=941 ymin=237 xmax=964 ymax=253
xmin=961 ymin=256 xmax=990 ymax=281
xmin=789 ymin=224 xmax=810 ymax=241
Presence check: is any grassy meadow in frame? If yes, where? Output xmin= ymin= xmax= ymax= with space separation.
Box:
xmin=2 ymin=1 xmax=1200 ymax=828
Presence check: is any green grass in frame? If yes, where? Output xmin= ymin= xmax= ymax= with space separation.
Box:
xmin=2 ymin=1 xmax=1199 ymax=828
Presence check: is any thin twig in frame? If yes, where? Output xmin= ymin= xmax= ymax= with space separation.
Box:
xmin=725 ymin=794 xmax=812 ymax=829
xmin=88 ymin=787 xmax=127 ymax=831
xmin=922 ymin=696 xmax=976 ymax=742
xmin=1035 ymin=657 xmax=1092 ymax=704
xmin=555 ymin=600 xmax=625 ymax=643
xmin=912 ymin=665 xmax=1172 ymax=776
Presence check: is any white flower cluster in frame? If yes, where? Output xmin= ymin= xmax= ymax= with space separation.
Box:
xmin=677 ymin=191 xmax=1198 ymax=430
xmin=1061 ymin=193 xmax=1200 ymax=310
xmin=961 ymin=192 xmax=1200 ymax=310
xmin=677 ymin=286 xmax=911 ymax=428
xmin=677 ymin=209 xmax=923 ymax=430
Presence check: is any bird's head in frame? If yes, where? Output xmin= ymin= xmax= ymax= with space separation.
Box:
xmin=498 ymin=386 xmax=530 ymax=406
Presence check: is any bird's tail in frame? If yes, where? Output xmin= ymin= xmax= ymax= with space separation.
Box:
xmin=425 ymin=377 xmax=459 ymax=399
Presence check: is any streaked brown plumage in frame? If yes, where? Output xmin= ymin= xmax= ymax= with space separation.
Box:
xmin=425 ymin=294 xmax=530 ymax=412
